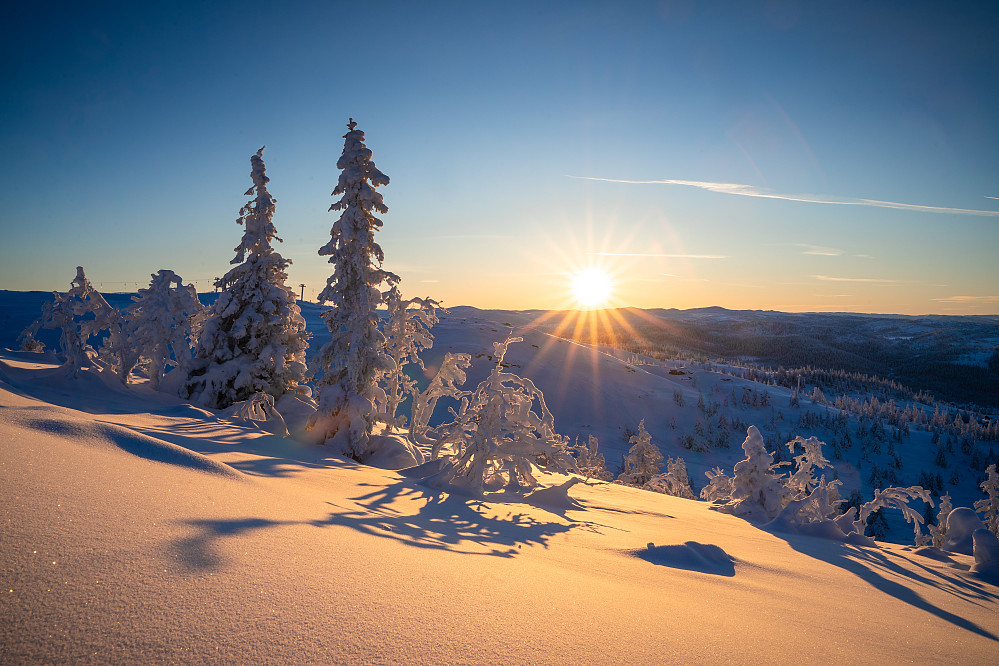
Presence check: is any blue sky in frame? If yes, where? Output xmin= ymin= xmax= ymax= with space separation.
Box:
xmin=2 ymin=1 xmax=997 ymax=313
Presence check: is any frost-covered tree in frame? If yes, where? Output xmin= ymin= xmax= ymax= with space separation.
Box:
xmin=182 ymin=147 xmax=309 ymax=409
xmin=975 ymin=464 xmax=999 ymax=534
xmin=411 ymin=352 xmax=472 ymax=448
xmin=375 ymin=286 xmax=439 ymax=427
xmin=20 ymin=267 xmax=130 ymax=379
xmin=574 ymin=435 xmax=613 ymax=481
xmin=929 ymin=493 xmax=953 ymax=548
xmin=428 ymin=338 xmax=575 ymax=494
xmin=645 ymin=456 xmax=695 ymax=499
xmin=700 ymin=466 xmax=734 ymax=503
xmin=309 ymin=120 xmax=400 ymax=457
xmin=724 ymin=425 xmax=789 ymax=519
xmin=785 ymin=435 xmax=833 ymax=497
xmin=618 ymin=420 xmax=664 ymax=487
xmin=127 ymin=270 xmax=207 ymax=390
xmin=854 ymin=486 xmax=933 ymax=543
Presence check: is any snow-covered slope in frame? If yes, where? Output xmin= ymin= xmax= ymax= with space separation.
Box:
xmin=2 ymin=350 xmax=999 ymax=663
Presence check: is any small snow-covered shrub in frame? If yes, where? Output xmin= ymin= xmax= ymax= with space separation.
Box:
xmin=929 ymin=493 xmax=953 ymax=549
xmin=427 ymin=338 xmax=575 ymax=494
xmin=618 ymin=420 xmax=663 ymax=488
xmin=700 ymin=467 xmax=734 ymax=503
xmin=574 ymin=434 xmax=613 ymax=481
xmin=223 ymin=392 xmax=289 ymax=436
xmin=412 ymin=352 xmax=472 ymax=448
xmin=644 ymin=456 xmax=695 ymax=499
xmin=375 ymin=286 xmax=439 ymax=428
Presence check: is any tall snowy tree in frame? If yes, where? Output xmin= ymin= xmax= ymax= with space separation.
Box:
xmin=309 ymin=119 xmax=400 ymax=457
xmin=182 ymin=147 xmax=309 ymax=409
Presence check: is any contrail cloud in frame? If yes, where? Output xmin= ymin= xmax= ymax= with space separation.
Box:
xmin=568 ymin=176 xmax=999 ymax=217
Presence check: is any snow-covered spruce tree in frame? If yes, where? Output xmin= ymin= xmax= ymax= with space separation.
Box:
xmin=182 ymin=147 xmax=309 ymax=409
xmin=127 ymin=270 xmax=206 ymax=390
xmin=309 ymin=120 xmax=400 ymax=457
xmin=375 ymin=285 xmax=439 ymax=428
xmin=975 ymin=464 xmax=999 ymax=534
xmin=428 ymin=338 xmax=576 ymax=494
xmin=618 ymin=419 xmax=664 ymax=487
xmin=723 ymin=425 xmax=789 ymax=519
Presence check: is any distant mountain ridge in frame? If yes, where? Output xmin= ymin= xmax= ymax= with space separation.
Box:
xmin=448 ymin=305 xmax=999 ymax=409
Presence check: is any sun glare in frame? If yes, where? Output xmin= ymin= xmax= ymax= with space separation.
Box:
xmin=571 ymin=268 xmax=613 ymax=308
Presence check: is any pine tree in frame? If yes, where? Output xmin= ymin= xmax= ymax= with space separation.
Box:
xmin=618 ymin=419 xmax=664 ymax=487
xmin=309 ymin=120 xmax=400 ymax=456
xmin=183 ymin=147 xmax=309 ymax=408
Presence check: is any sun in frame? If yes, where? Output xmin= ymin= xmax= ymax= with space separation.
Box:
xmin=571 ymin=268 xmax=613 ymax=308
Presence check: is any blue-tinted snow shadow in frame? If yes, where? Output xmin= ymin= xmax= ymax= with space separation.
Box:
xmin=174 ymin=518 xmax=281 ymax=569
xmin=171 ymin=478 xmax=603 ymax=570
xmin=772 ymin=530 xmax=999 ymax=642
xmin=311 ymin=480 xmax=584 ymax=558
xmin=632 ymin=542 xmax=736 ymax=577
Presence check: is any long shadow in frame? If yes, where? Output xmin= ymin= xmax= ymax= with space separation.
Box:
xmin=124 ymin=421 xmax=364 ymax=479
xmin=174 ymin=517 xmax=282 ymax=569
xmin=312 ymin=480 xmax=581 ymax=558
xmin=771 ymin=529 xmax=999 ymax=641
xmin=171 ymin=477 xmax=600 ymax=569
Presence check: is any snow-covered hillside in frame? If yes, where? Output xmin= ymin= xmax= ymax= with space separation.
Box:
xmin=3 ymin=289 xmax=999 ymax=662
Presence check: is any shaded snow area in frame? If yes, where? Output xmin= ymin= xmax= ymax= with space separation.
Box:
xmin=2 ymin=352 xmax=998 ymax=663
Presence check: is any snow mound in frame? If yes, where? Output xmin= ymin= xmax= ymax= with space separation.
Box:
xmin=972 ymin=529 xmax=999 ymax=576
xmin=943 ymin=507 xmax=987 ymax=555
xmin=21 ymin=414 xmax=242 ymax=479
xmin=359 ymin=432 xmax=425 ymax=470
xmin=525 ymin=478 xmax=585 ymax=512
xmin=634 ymin=541 xmax=736 ymax=577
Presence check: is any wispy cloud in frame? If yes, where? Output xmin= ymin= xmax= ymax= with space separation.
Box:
xmin=569 ymin=176 xmax=999 ymax=217
xmin=853 ymin=253 xmax=875 ymax=259
xmin=793 ymin=243 xmax=843 ymax=256
xmin=587 ymin=252 xmax=728 ymax=259
xmin=987 ymin=196 xmax=999 ymax=201
xmin=931 ymin=295 xmax=999 ymax=303
xmin=812 ymin=275 xmax=904 ymax=284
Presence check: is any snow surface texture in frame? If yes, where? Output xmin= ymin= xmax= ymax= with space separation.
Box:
xmin=2 ymin=350 xmax=999 ymax=663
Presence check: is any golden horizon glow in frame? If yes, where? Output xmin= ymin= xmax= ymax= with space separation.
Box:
xmin=570 ymin=268 xmax=614 ymax=308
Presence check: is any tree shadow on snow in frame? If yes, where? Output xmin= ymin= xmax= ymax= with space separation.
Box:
xmin=310 ymin=480 xmax=581 ymax=558
xmin=173 ymin=517 xmax=282 ymax=569
xmin=170 ymin=477 xmax=605 ymax=570
xmin=773 ymin=531 xmax=999 ymax=642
